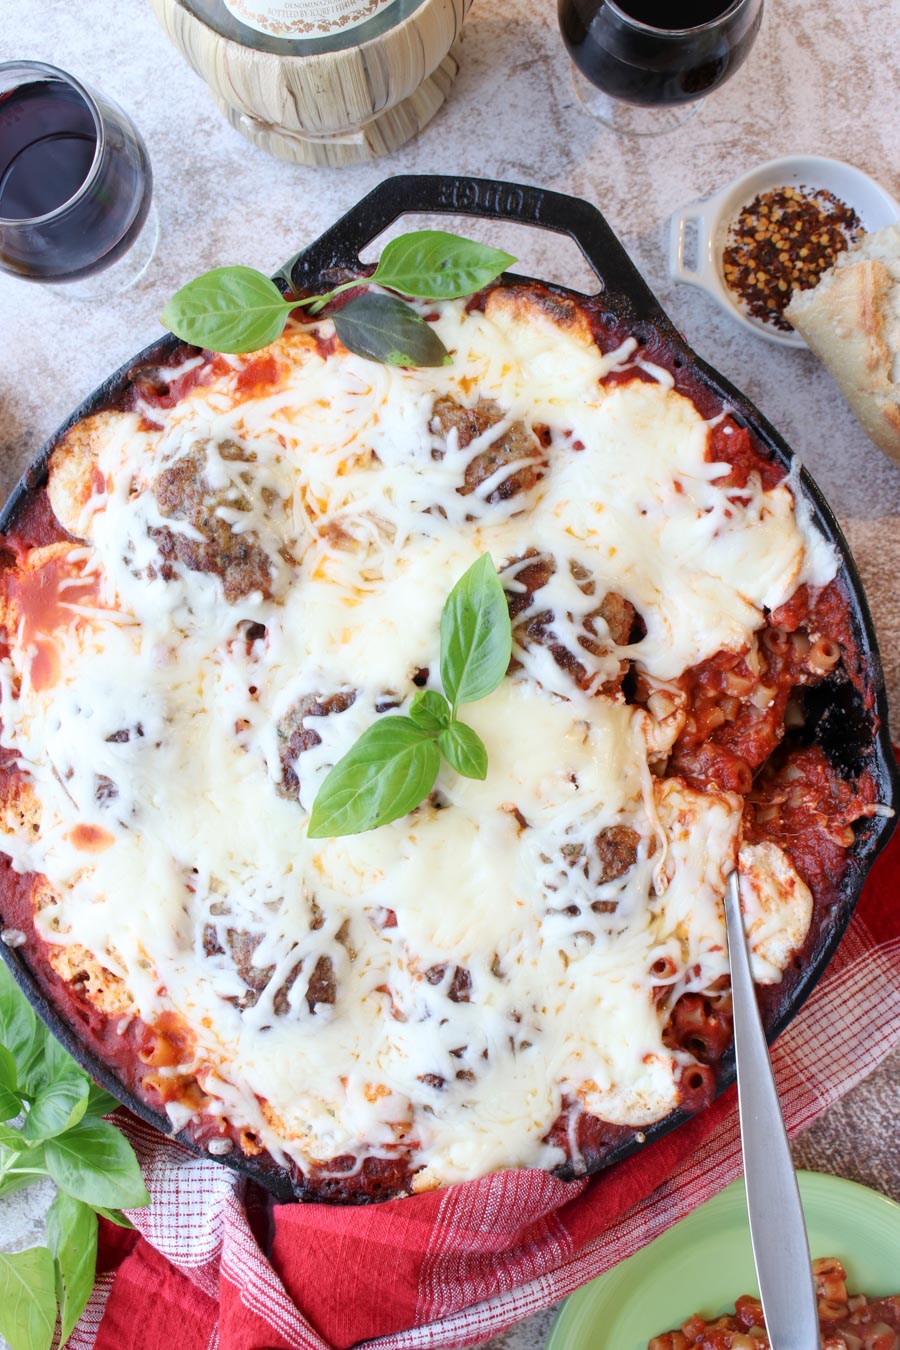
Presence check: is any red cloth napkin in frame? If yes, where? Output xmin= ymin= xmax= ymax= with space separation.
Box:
xmin=69 ymin=825 xmax=900 ymax=1350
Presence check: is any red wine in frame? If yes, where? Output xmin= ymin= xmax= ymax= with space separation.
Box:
xmin=612 ymin=0 xmax=738 ymax=28
xmin=559 ymin=0 xmax=762 ymax=108
xmin=0 ymin=81 xmax=97 ymax=220
xmin=0 ymin=73 xmax=152 ymax=282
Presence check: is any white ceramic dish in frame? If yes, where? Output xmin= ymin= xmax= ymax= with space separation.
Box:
xmin=668 ymin=155 xmax=900 ymax=348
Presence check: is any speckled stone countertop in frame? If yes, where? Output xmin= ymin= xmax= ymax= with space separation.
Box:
xmin=1 ymin=1 xmax=899 ymax=1346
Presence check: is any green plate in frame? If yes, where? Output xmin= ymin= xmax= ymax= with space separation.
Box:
xmin=547 ymin=1172 xmax=900 ymax=1350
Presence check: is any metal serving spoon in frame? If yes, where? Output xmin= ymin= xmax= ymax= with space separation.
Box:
xmin=722 ymin=869 xmax=819 ymax=1350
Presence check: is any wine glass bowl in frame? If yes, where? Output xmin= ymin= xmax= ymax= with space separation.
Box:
xmin=558 ymin=0 xmax=764 ymax=136
xmin=0 ymin=61 xmax=157 ymax=296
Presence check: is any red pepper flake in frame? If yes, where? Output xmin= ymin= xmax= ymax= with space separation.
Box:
xmin=722 ymin=185 xmax=862 ymax=331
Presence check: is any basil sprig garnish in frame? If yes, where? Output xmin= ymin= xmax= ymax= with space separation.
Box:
xmin=0 ymin=962 xmax=148 ymax=1350
xmin=161 ymin=230 xmax=515 ymax=363
xmin=330 ymin=293 xmax=451 ymax=369
xmin=307 ymin=554 xmax=512 ymax=839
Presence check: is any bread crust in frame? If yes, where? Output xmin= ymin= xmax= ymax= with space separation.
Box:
xmin=785 ymin=225 xmax=900 ymax=463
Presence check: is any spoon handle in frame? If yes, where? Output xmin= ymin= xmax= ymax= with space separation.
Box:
xmin=723 ymin=869 xmax=819 ymax=1350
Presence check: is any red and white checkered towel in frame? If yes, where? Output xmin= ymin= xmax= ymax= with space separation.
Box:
xmin=68 ymin=822 xmax=900 ymax=1350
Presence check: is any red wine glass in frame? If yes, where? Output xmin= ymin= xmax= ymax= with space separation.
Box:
xmin=0 ymin=61 xmax=157 ymax=298
xmin=558 ymin=0 xmax=764 ymax=136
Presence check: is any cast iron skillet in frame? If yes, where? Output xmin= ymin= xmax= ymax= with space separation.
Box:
xmin=0 ymin=175 xmax=897 ymax=1202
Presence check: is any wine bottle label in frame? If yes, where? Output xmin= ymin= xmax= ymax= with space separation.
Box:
xmin=221 ymin=0 xmax=396 ymax=39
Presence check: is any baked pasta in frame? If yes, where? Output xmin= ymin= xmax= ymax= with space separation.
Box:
xmin=648 ymin=1257 xmax=900 ymax=1350
xmin=0 ymin=279 xmax=885 ymax=1201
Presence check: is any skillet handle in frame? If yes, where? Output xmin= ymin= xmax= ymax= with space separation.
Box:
xmin=286 ymin=174 xmax=674 ymax=333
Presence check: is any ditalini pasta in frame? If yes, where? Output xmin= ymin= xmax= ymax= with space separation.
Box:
xmin=0 ymin=283 xmax=883 ymax=1201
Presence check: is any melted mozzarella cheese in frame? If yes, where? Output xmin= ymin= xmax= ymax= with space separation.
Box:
xmin=0 ymin=290 xmax=835 ymax=1187
xmin=738 ymin=841 xmax=814 ymax=983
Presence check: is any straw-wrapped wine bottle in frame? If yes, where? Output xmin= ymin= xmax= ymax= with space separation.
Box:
xmin=151 ymin=0 xmax=472 ymax=167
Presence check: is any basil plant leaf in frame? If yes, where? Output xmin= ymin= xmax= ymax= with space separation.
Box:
xmin=84 ymin=1084 xmax=120 ymax=1119
xmin=47 ymin=1191 xmax=99 ymax=1344
xmin=332 ymin=294 xmax=451 ymax=368
xmin=0 ymin=1043 xmax=20 ymax=1121
xmin=0 ymin=1099 xmax=21 ymax=1132
xmin=440 ymin=554 xmax=512 ymax=710
xmin=23 ymin=1073 xmax=90 ymax=1142
xmin=0 ymin=1246 xmax=57 ymax=1350
xmin=42 ymin=1033 xmax=79 ymax=1078
xmin=161 ymin=266 xmax=294 ymax=355
xmin=92 ymin=1206 xmax=136 ymax=1230
xmin=371 ymin=230 xmax=516 ymax=300
xmin=21 ymin=1030 xmax=79 ymax=1105
xmin=438 ymin=722 xmax=488 ymax=781
xmin=0 ymin=1140 xmax=47 ymax=1191
xmin=0 ymin=1040 xmax=17 ymax=1092
xmin=0 ymin=961 xmax=39 ymax=1067
xmin=17 ymin=1025 xmax=51 ymax=1099
xmin=408 ymin=689 xmax=451 ymax=733
xmin=44 ymin=1118 xmax=150 ymax=1210
xmin=0 ymin=1165 xmax=49 ymax=1200
xmin=308 ymin=717 xmax=440 ymax=839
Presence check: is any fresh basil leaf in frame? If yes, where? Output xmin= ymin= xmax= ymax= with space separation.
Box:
xmin=0 ymin=1123 xmax=26 ymax=1148
xmin=0 ymin=1246 xmax=57 ymax=1350
xmin=308 ymin=717 xmax=440 ymax=839
xmin=440 ymin=555 xmax=512 ymax=711
xmin=370 ymin=231 xmax=516 ymax=300
xmin=0 ymin=962 xmax=38 ymax=1067
xmin=0 ymin=1042 xmax=17 ymax=1091
xmin=438 ymin=721 xmax=488 ymax=781
xmin=0 ymin=1170 xmax=47 ymax=1200
xmin=0 ymin=967 xmax=53 ymax=1098
xmin=47 ymin=1191 xmax=98 ymax=1344
xmin=84 ymin=1084 xmax=120 ymax=1119
xmin=42 ymin=1033 xmax=77 ymax=1076
xmin=92 ymin=1206 xmax=135 ymax=1230
xmin=332 ymin=294 xmax=450 ymax=368
xmin=19 ymin=1031 xmax=80 ymax=1104
xmin=23 ymin=1075 xmax=90 ymax=1142
xmin=45 ymin=1119 xmax=150 ymax=1210
xmin=408 ymin=689 xmax=451 ymax=733
xmin=161 ymin=266 xmax=294 ymax=355
xmin=0 ymin=1141 xmax=47 ymax=1196
xmin=0 ymin=1043 xmax=20 ymax=1121
xmin=17 ymin=1027 xmax=51 ymax=1099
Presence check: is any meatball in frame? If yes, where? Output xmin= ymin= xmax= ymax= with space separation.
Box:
xmin=431 ymin=397 xmax=549 ymax=504
xmin=503 ymin=550 xmax=640 ymax=693
xmin=151 ymin=441 xmax=278 ymax=603
xmin=275 ymin=690 xmax=357 ymax=801
xmin=593 ymin=825 xmax=641 ymax=882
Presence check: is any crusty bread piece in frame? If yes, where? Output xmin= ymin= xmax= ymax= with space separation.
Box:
xmin=785 ymin=224 xmax=900 ymax=464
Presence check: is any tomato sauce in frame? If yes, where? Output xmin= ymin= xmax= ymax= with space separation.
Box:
xmin=235 ymin=353 xmax=281 ymax=396
xmin=123 ymin=349 xmax=231 ymax=413
xmin=0 ymin=550 xmax=98 ymax=692
xmin=1 ymin=483 xmax=72 ymax=553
